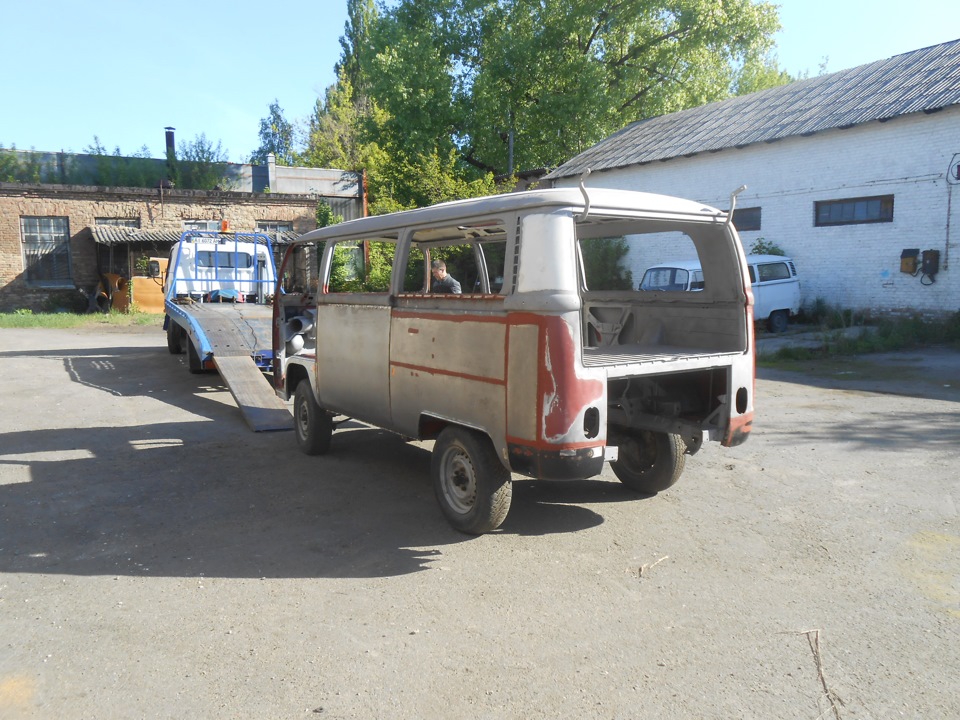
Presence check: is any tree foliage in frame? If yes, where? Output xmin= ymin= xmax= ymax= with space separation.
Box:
xmin=251 ymin=100 xmax=296 ymax=165
xmin=297 ymin=0 xmax=786 ymax=214
xmin=176 ymin=134 xmax=230 ymax=189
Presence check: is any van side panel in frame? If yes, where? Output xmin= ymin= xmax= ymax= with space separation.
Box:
xmin=388 ymin=308 xmax=508 ymax=452
xmin=505 ymin=322 xmax=539 ymax=441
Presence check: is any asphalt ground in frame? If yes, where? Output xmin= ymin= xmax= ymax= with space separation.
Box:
xmin=1 ymin=326 xmax=958 ymax=719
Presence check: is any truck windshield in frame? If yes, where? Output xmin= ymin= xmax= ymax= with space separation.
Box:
xmin=196 ymin=251 xmax=254 ymax=269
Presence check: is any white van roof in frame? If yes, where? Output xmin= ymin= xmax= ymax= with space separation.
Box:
xmin=646 ymin=254 xmax=794 ymax=272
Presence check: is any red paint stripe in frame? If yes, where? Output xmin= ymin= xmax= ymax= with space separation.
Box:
xmin=392 ymin=309 xmax=508 ymax=324
xmin=390 ymin=361 xmax=505 ymax=386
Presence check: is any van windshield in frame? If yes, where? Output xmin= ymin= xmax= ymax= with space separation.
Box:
xmin=639 ymin=267 xmax=691 ymax=291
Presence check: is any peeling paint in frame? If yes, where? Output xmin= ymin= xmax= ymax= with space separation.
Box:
xmin=540 ymin=316 xmax=604 ymax=443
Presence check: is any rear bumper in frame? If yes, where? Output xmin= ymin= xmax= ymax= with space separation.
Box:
xmin=507 ymin=443 xmax=605 ymax=480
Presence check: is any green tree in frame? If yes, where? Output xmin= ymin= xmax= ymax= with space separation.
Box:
xmin=368 ymin=0 xmax=784 ymax=173
xmin=251 ymin=100 xmax=295 ymax=165
xmin=581 ymin=238 xmax=634 ymax=290
xmin=177 ymin=133 xmax=230 ymax=190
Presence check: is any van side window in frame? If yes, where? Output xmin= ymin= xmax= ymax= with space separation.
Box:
xmin=327 ymin=235 xmax=398 ymax=293
xmin=403 ymin=221 xmax=508 ymax=295
xmin=757 ymin=262 xmax=790 ymax=282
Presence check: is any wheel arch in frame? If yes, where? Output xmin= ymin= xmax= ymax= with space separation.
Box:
xmin=283 ymin=361 xmax=312 ymax=401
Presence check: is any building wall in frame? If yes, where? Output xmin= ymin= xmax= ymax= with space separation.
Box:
xmin=552 ymin=106 xmax=960 ymax=317
xmin=0 ymin=183 xmax=318 ymax=311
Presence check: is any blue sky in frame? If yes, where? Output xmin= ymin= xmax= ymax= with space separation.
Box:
xmin=2 ymin=1 xmax=958 ymax=163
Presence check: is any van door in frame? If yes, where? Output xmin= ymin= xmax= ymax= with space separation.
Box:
xmin=751 ymin=259 xmax=800 ymax=324
xmin=313 ymin=235 xmax=398 ymax=428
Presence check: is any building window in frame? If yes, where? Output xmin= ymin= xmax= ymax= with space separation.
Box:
xmin=732 ymin=207 xmax=761 ymax=232
xmin=183 ymin=220 xmax=221 ymax=232
xmin=21 ymin=216 xmax=72 ymax=286
xmin=257 ymin=221 xmax=293 ymax=234
xmin=96 ymin=218 xmax=140 ymax=227
xmin=815 ymin=195 xmax=894 ymax=226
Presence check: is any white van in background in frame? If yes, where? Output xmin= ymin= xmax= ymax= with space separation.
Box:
xmin=640 ymin=254 xmax=801 ymax=332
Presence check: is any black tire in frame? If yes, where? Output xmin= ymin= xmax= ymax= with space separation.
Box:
xmin=187 ymin=336 xmax=204 ymax=374
xmin=166 ymin=321 xmax=183 ymax=354
xmin=432 ymin=427 xmax=512 ymax=534
xmin=294 ymin=381 xmax=332 ymax=456
xmin=610 ymin=429 xmax=685 ymax=494
xmin=768 ymin=309 xmax=789 ymax=334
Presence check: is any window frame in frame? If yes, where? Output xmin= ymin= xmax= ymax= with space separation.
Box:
xmin=814 ymin=195 xmax=894 ymax=227
xmin=732 ymin=206 xmax=762 ymax=232
xmin=20 ymin=216 xmax=73 ymax=287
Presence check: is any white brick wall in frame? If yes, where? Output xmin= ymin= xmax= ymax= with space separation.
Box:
xmin=555 ymin=106 xmax=960 ymax=317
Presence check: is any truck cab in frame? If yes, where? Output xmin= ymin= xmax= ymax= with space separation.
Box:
xmin=274 ymin=188 xmax=755 ymax=533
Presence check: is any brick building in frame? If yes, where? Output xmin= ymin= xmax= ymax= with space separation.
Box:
xmin=1 ymin=173 xmax=363 ymax=312
xmin=546 ymin=40 xmax=960 ymax=318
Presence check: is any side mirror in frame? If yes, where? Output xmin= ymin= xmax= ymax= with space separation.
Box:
xmin=147 ymin=260 xmax=161 ymax=278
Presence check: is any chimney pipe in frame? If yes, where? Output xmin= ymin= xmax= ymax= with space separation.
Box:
xmin=164 ymin=127 xmax=176 ymax=158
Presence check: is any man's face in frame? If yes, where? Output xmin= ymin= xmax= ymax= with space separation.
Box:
xmin=432 ymin=266 xmax=446 ymax=280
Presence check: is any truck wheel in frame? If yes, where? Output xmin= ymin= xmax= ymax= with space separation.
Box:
xmin=187 ymin=337 xmax=204 ymax=374
xmin=611 ymin=430 xmax=685 ymax=494
xmin=294 ymin=381 xmax=332 ymax=456
xmin=768 ymin=309 xmax=789 ymax=334
xmin=166 ymin=321 xmax=183 ymax=354
xmin=432 ymin=427 xmax=511 ymax=534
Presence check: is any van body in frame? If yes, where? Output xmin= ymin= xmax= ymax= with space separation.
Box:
xmin=640 ymin=254 xmax=800 ymax=332
xmin=274 ymin=188 xmax=755 ymax=533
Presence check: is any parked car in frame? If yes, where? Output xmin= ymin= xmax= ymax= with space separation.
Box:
xmin=640 ymin=254 xmax=800 ymax=332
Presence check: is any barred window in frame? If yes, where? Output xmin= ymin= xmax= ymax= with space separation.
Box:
xmin=256 ymin=221 xmax=293 ymax=234
xmin=21 ymin=216 xmax=72 ymax=286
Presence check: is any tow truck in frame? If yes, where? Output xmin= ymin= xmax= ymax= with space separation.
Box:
xmin=163 ymin=231 xmax=291 ymax=432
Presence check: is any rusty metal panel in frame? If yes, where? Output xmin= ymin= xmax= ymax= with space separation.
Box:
xmin=315 ymin=302 xmax=392 ymax=427
xmin=389 ymin=313 xmax=506 ymax=381
xmin=388 ymin=311 xmax=507 ymax=442
xmin=506 ymin=322 xmax=540 ymax=442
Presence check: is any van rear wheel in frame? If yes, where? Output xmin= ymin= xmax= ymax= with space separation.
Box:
xmin=432 ymin=427 xmax=511 ymax=534
xmin=611 ymin=430 xmax=685 ymax=494
xmin=294 ymin=381 xmax=332 ymax=456
xmin=768 ymin=309 xmax=789 ymax=333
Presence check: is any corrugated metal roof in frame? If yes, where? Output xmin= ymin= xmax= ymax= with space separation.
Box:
xmin=547 ymin=39 xmax=960 ymax=180
xmin=91 ymin=227 xmax=301 ymax=246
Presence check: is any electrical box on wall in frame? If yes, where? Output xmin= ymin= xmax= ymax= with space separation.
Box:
xmin=922 ymin=249 xmax=940 ymax=278
xmin=900 ymin=248 xmax=920 ymax=274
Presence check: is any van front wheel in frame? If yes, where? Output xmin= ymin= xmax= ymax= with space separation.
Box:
xmin=432 ymin=427 xmax=511 ymax=534
xmin=610 ymin=429 xmax=685 ymax=494
xmin=294 ymin=381 xmax=332 ymax=456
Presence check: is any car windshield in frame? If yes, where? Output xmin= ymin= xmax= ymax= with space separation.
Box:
xmin=639 ymin=267 xmax=690 ymax=291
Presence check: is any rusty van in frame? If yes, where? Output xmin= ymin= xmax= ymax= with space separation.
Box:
xmin=273 ymin=187 xmax=755 ymax=534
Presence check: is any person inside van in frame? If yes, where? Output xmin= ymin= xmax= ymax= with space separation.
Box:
xmin=431 ymin=259 xmax=462 ymax=294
